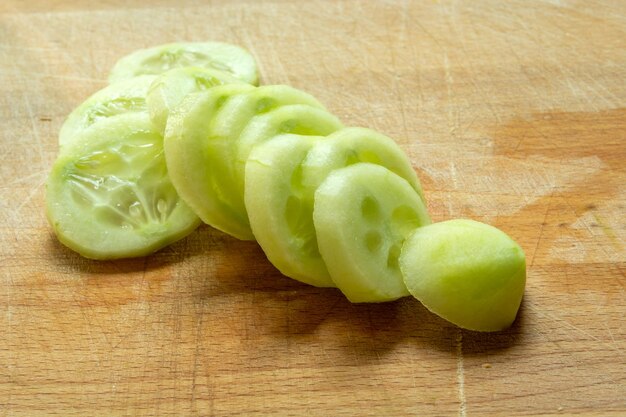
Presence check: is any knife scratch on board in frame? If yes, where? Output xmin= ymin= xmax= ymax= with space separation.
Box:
xmin=456 ymin=331 xmax=467 ymax=417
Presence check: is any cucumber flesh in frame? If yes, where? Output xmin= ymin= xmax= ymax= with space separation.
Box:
xmin=59 ymin=75 xmax=156 ymax=148
xmin=399 ymin=219 xmax=526 ymax=331
xmin=245 ymin=134 xmax=333 ymax=287
xmin=313 ymin=163 xmax=431 ymax=302
xmin=108 ymin=42 xmax=259 ymax=85
xmin=235 ymin=104 xmax=343 ymax=199
xmin=47 ymin=112 xmax=200 ymax=259
xmin=302 ymin=127 xmax=425 ymax=203
xmin=146 ymin=66 xmax=245 ymax=134
xmin=163 ymin=84 xmax=256 ymax=239
xmin=165 ymin=85 xmax=332 ymax=240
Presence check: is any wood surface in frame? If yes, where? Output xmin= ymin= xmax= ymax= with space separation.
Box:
xmin=0 ymin=0 xmax=624 ymax=415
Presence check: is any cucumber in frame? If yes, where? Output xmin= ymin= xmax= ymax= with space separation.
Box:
xmin=47 ymin=112 xmax=200 ymax=259
xmin=245 ymin=127 xmax=426 ymax=288
xmin=109 ymin=42 xmax=259 ymax=85
xmin=163 ymin=84 xmax=256 ymax=239
xmin=313 ymin=163 xmax=431 ymax=302
xmin=302 ymin=127 xmax=425 ymax=202
xmin=59 ymin=75 xmax=156 ymax=148
xmin=399 ymin=219 xmax=526 ymax=331
xmin=245 ymin=134 xmax=333 ymax=287
xmin=232 ymin=104 xmax=342 ymax=237
xmin=165 ymin=85 xmax=332 ymax=240
xmin=146 ymin=66 xmax=246 ymax=134
xmin=235 ymin=104 xmax=343 ymax=195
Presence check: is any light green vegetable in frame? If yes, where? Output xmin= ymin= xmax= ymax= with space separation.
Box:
xmin=47 ymin=112 xmax=200 ymax=259
xmin=146 ymin=66 xmax=246 ymax=134
xmin=59 ymin=75 xmax=155 ymax=148
xmin=164 ymin=83 xmax=256 ymax=239
xmin=313 ymin=163 xmax=431 ymax=302
xmin=399 ymin=219 xmax=526 ymax=331
xmin=234 ymin=104 xmax=343 ymax=203
xmin=302 ymin=127 xmax=425 ymax=202
xmin=109 ymin=42 xmax=259 ymax=85
xmin=245 ymin=134 xmax=334 ymax=287
xmin=164 ymin=85 xmax=336 ymax=240
xmin=47 ymin=43 xmax=527 ymax=333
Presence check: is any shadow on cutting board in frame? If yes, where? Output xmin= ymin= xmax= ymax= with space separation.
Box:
xmin=46 ymin=214 xmax=525 ymax=361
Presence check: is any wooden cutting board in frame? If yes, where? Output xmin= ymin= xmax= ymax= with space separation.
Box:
xmin=1 ymin=0 xmax=624 ymax=415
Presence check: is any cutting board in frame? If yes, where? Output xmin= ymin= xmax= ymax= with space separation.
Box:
xmin=1 ymin=0 xmax=624 ymax=415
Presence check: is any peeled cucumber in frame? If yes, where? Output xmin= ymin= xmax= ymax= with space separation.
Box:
xmin=313 ymin=163 xmax=431 ymax=302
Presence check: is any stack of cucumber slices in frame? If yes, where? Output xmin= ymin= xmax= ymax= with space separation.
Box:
xmin=47 ymin=42 xmax=526 ymax=332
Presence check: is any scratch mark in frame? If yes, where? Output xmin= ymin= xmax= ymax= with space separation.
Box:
xmin=563 ymin=198 xmax=623 ymax=260
xmin=525 ymin=301 xmax=624 ymax=354
xmin=0 ymin=170 xmax=47 ymax=190
xmin=2 ymin=70 xmax=105 ymax=83
xmin=529 ymin=192 xmax=552 ymax=268
xmin=456 ymin=331 xmax=467 ymax=417
xmin=596 ymin=304 xmax=624 ymax=355
xmin=12 ymin=177 xmax=46 ymax=215
xmin=190 ymin=301 xmax=206 ymax=413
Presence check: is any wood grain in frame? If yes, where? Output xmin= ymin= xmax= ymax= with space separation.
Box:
xmin=1 ymin=0 xmax=624 ymax=415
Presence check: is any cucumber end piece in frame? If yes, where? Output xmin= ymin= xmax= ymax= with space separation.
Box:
xmin=399 ymin=219 xmax=526 ymax=332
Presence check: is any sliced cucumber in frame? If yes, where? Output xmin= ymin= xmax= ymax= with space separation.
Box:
xmin=109 ymin=42 xmax=259 ymax=85
xmin=165 ymin=85 xmax=330 ymax=240
xmin=146 ymin=66 xmax=246 ymax=134
xmin=245 ymin=134 xmax=333 ymax=287
xmin=163 ymin=84 xmax=256 ymax=239
xmin=399 ymin=219 xmax=526 ymax=331
xmin=47 ymin=112 xmax=200 ymax=260
xmin=302 ymin=127 xmax=425 ymax=202
xmin=59 ymin=75 xmax=156 ymax=148
xmin=235 ymin=104 xmax=343 ymax=193
xmin=313 ymin=163 xmax=431 ymax=302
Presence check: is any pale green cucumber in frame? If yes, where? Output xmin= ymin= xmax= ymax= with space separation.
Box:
xmin=146 ymin=66 xmax=246 ymax=134
xmin=163 ymin=84 xmax=256 ymax=239
xmin=235 ymin=104 xmax=343 ymax=199
xmin=245 ymin=134 xmax=333 ymax=287
xmin=47 ymin=112 xmax=200 ymax=259
xmin=166 ymin=85 xmax=330 ymax=240
xmin=302 ymin=127 xmax=425 ymax=203
xmin=313 ymin=163 xmax=431 ymax=302
xmin=399 ymin=219 xmax=526 ymax=331
xmin=59 ymin=75 xmax=156 ymax=148
xmin=109 ymin=42 xmax=259 ymax=85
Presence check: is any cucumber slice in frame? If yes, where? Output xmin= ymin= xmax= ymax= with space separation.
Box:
xmin=165 ymin=85 xmax=330 ymax=240
xmin=302 ymin=127 xmax=425 ymax=203
xmin=399 ymin=219 xmax=526 ymax=331
xmin=235 ymin=104 xmax=343 ymax=192
xmin=313 ymin=163 xmax=431 ymax=302
xmin=245 ymin=134 xmax=334 ymax=287
xmin=109 ymin=42 xmax=259 ymax=85
xmin=146 ymin=66 xmax=246 ymax=134
xmin=47 ymin=112 xmax=200 ymax=260
xmin=59 ymin=75 xmax=156 ymax=148
xmin=163 ymin=83 xmax=256 ymax=239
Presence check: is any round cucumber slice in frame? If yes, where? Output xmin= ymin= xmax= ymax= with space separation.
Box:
xmin=302 ymin=127 xmax=426 ymax=203
xmin=399 ymin=219 xmax=526 ymax=331
xmin=163 ymin=83 xmax=256 ymax=239
xmin=146 ymin=66 xmax=246 ymax=134
xmin=245 ymin=134 xmax=334 ymax=287
xmin=313 ymin=163 xmax=431 ymax=302
xmin=59 ymin=75 xmax=156 ymax=148
xmin=47 ymin=112 xmax=200 ymax=260
xmin=235 ymin=104 xmax=343 ymax=192
xmin=165 ymin=85 xmax=330 ymax=240
xmin=108 ymin=42 xmax=259 ymax=85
